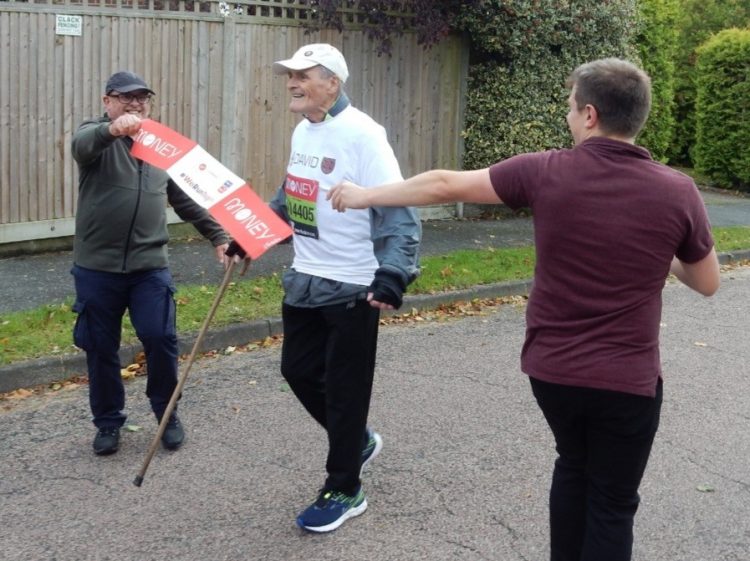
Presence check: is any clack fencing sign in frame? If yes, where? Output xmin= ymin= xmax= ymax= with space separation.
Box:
xmin=55 ymin=15 xmax=82 ymax=36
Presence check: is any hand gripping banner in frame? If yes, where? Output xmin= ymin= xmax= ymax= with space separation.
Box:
xmin=130 ymin=119 xmax=291 ymax=259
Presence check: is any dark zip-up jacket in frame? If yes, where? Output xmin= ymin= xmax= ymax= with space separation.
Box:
xmin=72 ymin=115 xmax=227 ymax=273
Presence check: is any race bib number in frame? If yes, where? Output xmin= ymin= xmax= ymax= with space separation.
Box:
xmin=285 ymin=173 xmax=319 ymax=239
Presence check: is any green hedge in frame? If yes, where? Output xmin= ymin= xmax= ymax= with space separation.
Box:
xmin=694 ymin=28 xmax=750 ymax=189
xmin=461 ymin=61 xmax=568 ymax=169
xmin=668 ymin=0 xmax=750 ymax=165
xmin=635 ymin=0 xmax=678 ymax=162
xmin=457 ymin=0 xmax=639 ymax=169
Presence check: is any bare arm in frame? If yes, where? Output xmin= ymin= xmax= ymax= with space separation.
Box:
xmin=670 ymin=248 xmax=720 ymax=296
xmin=328 ymin=168 xmax=501 ymax=211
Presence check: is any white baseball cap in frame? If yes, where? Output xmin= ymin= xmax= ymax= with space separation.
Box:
xmin=273 ymin=43 xmax=349 ymax=83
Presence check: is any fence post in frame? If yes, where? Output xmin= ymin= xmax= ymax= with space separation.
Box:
xmin=220 ymin=16 xmax=236 ymax=171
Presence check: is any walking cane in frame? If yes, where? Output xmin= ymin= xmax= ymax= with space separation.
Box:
xmin=133 ymin=258 xmax=238 ymax=487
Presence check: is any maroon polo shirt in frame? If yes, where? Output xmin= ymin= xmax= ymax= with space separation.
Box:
xmin=489 ymin=137 xmax=714 ymax=396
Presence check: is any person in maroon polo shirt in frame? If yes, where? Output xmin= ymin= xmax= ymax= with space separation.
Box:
xmin=328 ymin=58 xmax=720 ymax=561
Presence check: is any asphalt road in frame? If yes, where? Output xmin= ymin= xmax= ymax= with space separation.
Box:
xmin=1 ymin=266 xmax=749 ymax=561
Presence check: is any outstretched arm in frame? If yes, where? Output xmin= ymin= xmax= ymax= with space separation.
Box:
xmin=669 ymin=248 xmax=720 ymax=296
xmin=328 ymin=168 xmax=501 ymax=211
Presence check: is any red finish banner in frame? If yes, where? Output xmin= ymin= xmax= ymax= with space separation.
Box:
xmin=131 ymin=119 xmax=291 ymax=259
xmin=131 ymin=119 xmax=196 ymax=170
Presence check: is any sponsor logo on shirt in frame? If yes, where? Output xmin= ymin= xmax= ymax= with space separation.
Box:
xmin=321 ymin=157 xmax=336 ymax=175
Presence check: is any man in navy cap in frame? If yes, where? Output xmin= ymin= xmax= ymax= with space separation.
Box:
xmin=71 ymin=71 xmax=229 ymax=456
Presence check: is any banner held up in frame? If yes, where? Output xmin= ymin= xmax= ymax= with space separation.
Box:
xmin=131 ymin=119 xmax=291 ymax=259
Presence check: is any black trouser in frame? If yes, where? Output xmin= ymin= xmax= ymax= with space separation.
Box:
xmin=530 ymin=376 xmax=663 ymax=561
xmin=281 ymin=299 xmax=380 ymax=495
xmin=71 ymin=265 xmax=179 ymax=427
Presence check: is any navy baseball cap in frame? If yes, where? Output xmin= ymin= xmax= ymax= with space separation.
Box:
xmin=105 ymin=71 xmax=155 ymax=95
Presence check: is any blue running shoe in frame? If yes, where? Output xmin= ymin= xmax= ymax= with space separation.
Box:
xmin=296 ymin=487 xmax=368 ymax=533
xmin=360 ymin=428 xmax=383 ymax=476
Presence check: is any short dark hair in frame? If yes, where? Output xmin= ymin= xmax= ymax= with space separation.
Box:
xmin=566 ymin=58 xmax=651 ymax=138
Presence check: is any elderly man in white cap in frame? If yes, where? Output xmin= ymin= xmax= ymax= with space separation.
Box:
xmin=237 ymin=43 xmax=421 ymax=532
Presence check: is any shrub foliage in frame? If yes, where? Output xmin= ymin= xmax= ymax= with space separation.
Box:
xmin=301 ymin=0 xmax=479 ymax=55
xmin=635 ymin=0 xmax=678 ymax=162
xmin=669 ymin=0 xmax=750 ymax=165
xmin=457 ymin=0 xmax=638 ymax=169
xmin=694 ymin=28 xmax=750 ymax=189
xmin=292 ymin=1 xmax=749 ymax=174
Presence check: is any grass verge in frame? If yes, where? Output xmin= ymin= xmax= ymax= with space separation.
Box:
xmin=1 ymin=226 xmax=749 ymax=366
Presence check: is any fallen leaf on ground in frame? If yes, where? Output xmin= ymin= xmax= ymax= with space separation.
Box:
xmin=121 ymin=363 xmax=141 ymax=379
xmin=4 ymin=388 xmax=34 ymax=400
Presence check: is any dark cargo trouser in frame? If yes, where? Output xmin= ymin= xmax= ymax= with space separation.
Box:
xmin=72 ymin=265 xmax=179 ymax=428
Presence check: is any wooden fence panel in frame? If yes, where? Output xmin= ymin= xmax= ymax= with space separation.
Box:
xmin=0 ymin=13 xmax=9 ymax=226
xmin=0 ymin=2 xmax=468 ymax=243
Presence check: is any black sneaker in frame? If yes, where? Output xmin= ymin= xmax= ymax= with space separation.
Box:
xmin=161 ymin=415 xmax=185 ymax=450
xmin=93 ymin=426 xmax=120 ymax=455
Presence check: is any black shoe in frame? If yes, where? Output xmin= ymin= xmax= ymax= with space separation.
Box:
xmin=93 ymin=426 xmax=120 ymax=455
xmin=161 ymin=415 xmax=185 ymax=450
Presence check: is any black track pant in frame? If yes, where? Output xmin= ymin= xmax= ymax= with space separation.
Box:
xmin=281 ymin=299 xmax=380 ymax=495
xmin=531 ymin=376 xmax=663 ymax=561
